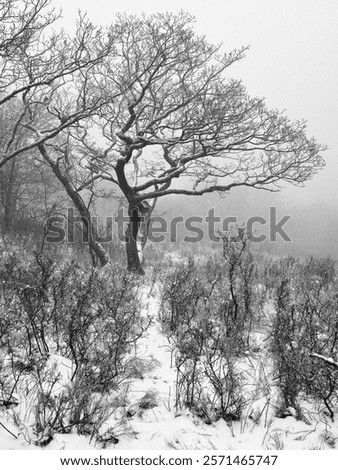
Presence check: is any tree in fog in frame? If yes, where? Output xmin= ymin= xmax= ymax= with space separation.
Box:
xmin=76 ymin=12 xmax=325 ymax=273
xmin=0 ymin=0 xmax=116 ymax=262
xmin=1 ymin=6 xmax=325 ymax=272
xmin=0 ymin=0 xmax=104 ymax=168
xmin=0 ymin=100 xmax=63 ymax=234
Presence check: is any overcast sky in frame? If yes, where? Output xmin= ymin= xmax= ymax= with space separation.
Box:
xmin=53 ymin=0 xmax=338 ymax=256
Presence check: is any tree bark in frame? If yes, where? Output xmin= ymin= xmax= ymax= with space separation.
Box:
xmin=2 ymin=158 xmax=18 ymax=232
xmin=38 ymin=143 xmax=110 ymax=267
xmin=124 ymin=199 xmax=156 ymax=274
xmin=125 ymin=203 xmax=145 ymax=275
xmin=139 ymin=200 xmax=156 ymax=262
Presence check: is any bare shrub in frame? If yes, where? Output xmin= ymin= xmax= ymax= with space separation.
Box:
xmin=269 ymin=256 xmax=338 ymax=421
xmin=159 ymin=253 xmax=252 ymax=423
xmin=0 ymin=244 xmax=149 ymax=444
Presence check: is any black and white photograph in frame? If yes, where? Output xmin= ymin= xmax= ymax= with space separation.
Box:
xmin=0 ymin=0 xmax=337 ymax=463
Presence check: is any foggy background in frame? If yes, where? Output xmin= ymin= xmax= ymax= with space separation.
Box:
xmin=53 ymin=0 xmax=338 ymax=258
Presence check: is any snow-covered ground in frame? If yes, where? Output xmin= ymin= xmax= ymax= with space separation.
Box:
xmin=1 ymin=284 xmax=338 ymax=451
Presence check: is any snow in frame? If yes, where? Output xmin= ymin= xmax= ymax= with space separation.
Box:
xmin=1 ymin=283 xmax=338 ymax=451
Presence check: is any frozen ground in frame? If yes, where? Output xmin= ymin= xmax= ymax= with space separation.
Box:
xmin=1 ymin=285 xmax=338 ymax=451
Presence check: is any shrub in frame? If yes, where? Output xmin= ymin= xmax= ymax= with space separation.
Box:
xmin=269 ymin=256 xmax=338 ymax=420
xmin=159 ymin=255 xmax=249 ymax=423
xmin=0 ymin=244 xmax=149 ymax=443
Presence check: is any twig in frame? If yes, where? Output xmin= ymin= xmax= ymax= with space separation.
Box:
xmin=0 ymin=421 xmax=18 ymax=439
xmin=310 ymin=353 xmax=338 ymax=369
xmin=0 ymin=399 xmax=19 ymax=408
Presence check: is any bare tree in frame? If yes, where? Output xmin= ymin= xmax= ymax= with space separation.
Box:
xmin=0 ymin=0 xmax=118 ymax=263
xmin=1 ymin=7 xmax=325 ymax=272
xmin=0 ymin=99 xmax=64 ymax=234
xmin=72 ymin=12 xmax=325 ymax=273
xmin=0 ymin=0 xmax=119 ymax=171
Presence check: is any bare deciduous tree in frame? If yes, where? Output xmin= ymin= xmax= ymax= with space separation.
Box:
xmin=1 ymin=7 xmax=326 ymax=272
xmin=0 ymin=100 xmax=63 ymax=234
xmin=0 ymin=0 xmax=117 ymax=263
xmin=76 ymin=12 xmax=325 ymax=273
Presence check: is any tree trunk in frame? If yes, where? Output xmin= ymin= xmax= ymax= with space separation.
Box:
xmin=88 ymin=231 xmax=111 ymax=267
xmin=125 ymin=203 xmax=145 ymax=275
xmin=136 ymin=201 xmax=153 ymax=266
xmin=3 ymin=194 xmax=15 ymax=232
xmin=2 ymin=158 xmax=18 ymax=232
xmin=38 ymin=143 xmax=110 ymax=268
xmin=124 ymin=200 xmax=155 ymax=274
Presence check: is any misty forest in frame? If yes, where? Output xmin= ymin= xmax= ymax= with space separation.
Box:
xmin=1 ymin=0 xmax=338 ymax=451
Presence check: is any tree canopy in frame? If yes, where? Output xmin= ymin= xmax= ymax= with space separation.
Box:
xmin=0 ymin=3 xmax=326 ymax=272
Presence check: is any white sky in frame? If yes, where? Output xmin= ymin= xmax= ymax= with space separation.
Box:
xmin=53 ymin=0 xmax=338 ymax=255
